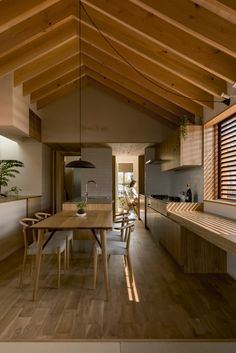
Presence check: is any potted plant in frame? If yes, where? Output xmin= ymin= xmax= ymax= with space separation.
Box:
xmin=179 ymin=116 xmax=189 ymax=139
xmin=76 ymin=201 xmax=87 ymax=217
xmin=8 ymin=186 xmax=22 ymax=196
xmin=0 ymin=160 xmax=24 ymax=197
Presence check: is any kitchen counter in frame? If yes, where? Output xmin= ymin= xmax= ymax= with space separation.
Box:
xmin=0 ymin=194 xmax=41 ymax=203
xmin=62 ymin=197 xmax=113 ymax=211
xmin=146 ymin=196 xmax=227 ymax=273
xmin=168 ymin=207 xmax=236 ymax=254
xmin=63 ymin=196 xmax=112 ymax=205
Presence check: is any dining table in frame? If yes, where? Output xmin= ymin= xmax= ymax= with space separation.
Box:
xmin=31 ymin=209 xmax=113 ymax=301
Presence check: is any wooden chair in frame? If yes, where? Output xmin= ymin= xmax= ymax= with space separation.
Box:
xmin=19 ymin=218 xmax=66 ymax=289
xmin=93 ymin=220 xmax=136 ymax=289
xmin=35 ymin=212 xmax=73 ymax=270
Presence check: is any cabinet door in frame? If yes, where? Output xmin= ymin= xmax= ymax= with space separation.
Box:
xmin=181 ymin=125 xmax=202 ymax=166
xmin=160 ymin=131 xmax=180 ymax=171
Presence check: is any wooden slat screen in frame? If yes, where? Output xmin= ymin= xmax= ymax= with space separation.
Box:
xmin=219 ymin=114 xmax=236 ymax=200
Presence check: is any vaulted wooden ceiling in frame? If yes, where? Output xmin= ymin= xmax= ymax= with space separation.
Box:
xmin=0 ymin=0 xmax=235 ymax=129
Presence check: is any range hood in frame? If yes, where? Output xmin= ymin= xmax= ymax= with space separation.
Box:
xmin=145 ymin=159 xmax=163 ymax=165
xmin=145 ymin=145 xmax=168 ymax=165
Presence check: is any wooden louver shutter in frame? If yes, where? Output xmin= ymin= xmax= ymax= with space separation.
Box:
xmin=219 ymin=114 xmax=236 ymax=200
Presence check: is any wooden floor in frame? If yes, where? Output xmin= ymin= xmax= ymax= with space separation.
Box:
xmin=1 ymin=220 xmax=236 ymax=340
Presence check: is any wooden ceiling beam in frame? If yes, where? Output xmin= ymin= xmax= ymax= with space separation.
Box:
xmin=14 ymin=38 xmax=80 ymax=86
xmin=85 ymin=70 xmax=179 ymax=129
xmin=82 ymin=0 xmax=236 ymax=82
xmin=83 ymin=52 xmax=203 ymax=116
xmin=131 ymin=0 xmax=236 ymax=57
xmin=37 ymin=75 xmax=86 ymax=110
xmin=80 ymin=21 xmax=225 ymax=98
xmin=0 ymin=0 xmax=62 ymax=32
xmin=31 ymin=66 xmax=83 ymax=103
xmin=0 ymin=0 xmax=77 ymax=58
xmin=23 ymin=54 xmax=81 ymax=95
xmin=0 ymin=19 xmax=78 ymax=81
xmin=83 ymin=55 xmax=195 ymax=119
xmin=81 ymin=39 xmax=214 ymax=109
xmin=193 ymin=0 xmax=236 ymax=25
xmin=80 ymin=7 xmax=227 ymax=97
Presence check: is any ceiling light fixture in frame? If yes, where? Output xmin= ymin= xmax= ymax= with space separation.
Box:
xmin=66 ymin=0 xmax=95 ymax=169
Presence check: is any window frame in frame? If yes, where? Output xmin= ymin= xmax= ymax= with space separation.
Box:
xmin=218 ymin=114 xmax=236 ymax=201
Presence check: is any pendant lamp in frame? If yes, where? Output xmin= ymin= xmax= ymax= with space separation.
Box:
xmin=66 ymin=0 xmax=95 ymax=169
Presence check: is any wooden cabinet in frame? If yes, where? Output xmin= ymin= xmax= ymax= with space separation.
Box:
xmin=138 ymin=194 xmax=146 ymax=224
xmin=160 ymin=125 xmax=202 ymax=171
xmin=158 ymin=214 xmax=183 ymax=266
xmin=146 ymin=197 xmax=183 ymax=266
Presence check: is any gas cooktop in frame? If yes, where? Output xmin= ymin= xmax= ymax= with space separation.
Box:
xmin=150 ymin=194 xmax=180 ymax=202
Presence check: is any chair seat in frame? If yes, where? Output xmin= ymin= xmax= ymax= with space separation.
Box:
xmin=53 ymin=230 xmax=73 ymax=241
xmin=27 ymin=237 xmax=66 ymax=255
xmin=106 ymin=230 xmax=122 ymax=241
xmin=95 ymin=240 xmax=128 ymax=256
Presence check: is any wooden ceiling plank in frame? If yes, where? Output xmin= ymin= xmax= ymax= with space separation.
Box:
xmin=37 ymin=75 xmax=85 ymax=109
xmin=0 ymin=0 xmax=77 ymax=58
xmin=14 ymin=38 xmax=80 ymax=86
xmin=193 ymin=0 xmax=236 ymax=25
xmin=31 ymin=66 xmax=83 ymax=103
xmin=83 ymin=55 xmax=196 ymax=119
xmin=0 ymin=0 xmax=62 ymax=32
xmin=131 ymin=0 xmax=236 ymax=57
xmin=85 ymin=69 xmax=179 ymax=128
xmin=82 ymin=0 xmax=236 ymax=82
xmin=80 ymin=8 xmax=227 ymax=97
xmin=81 ymin=39 xmax=214 ymax=109
xmin=83 ymin=53 xmax=203 ymax=116
xmin=23 ymin=54 xmax=81 ymax=95
xmin=0 ymin=19 xmax=77 ymax=81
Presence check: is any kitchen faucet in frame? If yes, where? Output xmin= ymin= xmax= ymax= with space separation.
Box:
xmin=85 ymin=180 xmax=97 ymax=202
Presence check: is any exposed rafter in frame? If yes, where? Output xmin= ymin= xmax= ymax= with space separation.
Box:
xmin=81 ymin=0 xmax=236 ymax=82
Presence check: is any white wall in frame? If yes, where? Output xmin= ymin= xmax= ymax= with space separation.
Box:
xmin=0 ymin=135 xmax=51 ymax=210
xmin=80 ymin=147 xmax=112 ymax=198
xmin=41 ymin=83 xmax=172 ymax=143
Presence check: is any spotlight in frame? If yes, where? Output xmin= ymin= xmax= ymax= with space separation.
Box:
xmin=222 ymin=98 xmax=231 ymax=106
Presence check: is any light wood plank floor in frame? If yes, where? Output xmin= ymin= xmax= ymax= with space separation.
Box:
xmin=1 ymin=220 xmax=236 ymax=340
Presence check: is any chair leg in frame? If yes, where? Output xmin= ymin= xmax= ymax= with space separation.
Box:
xmin=57 ymin=250 xmax=61 ymax=289
xmin=64 ymin=250 xmax=67 ymax=273
xmin=19 ymin=250 xmax=27 ymax=288
xmin=70 ymin=238 xmax=73 ymax=260
xmin=66 ymin=237 xmax=70 ymax=270
xmin=93 ymin=252 xmax=98 ymax=289
xmin=125 ymin=254 xmax=134 ymax=284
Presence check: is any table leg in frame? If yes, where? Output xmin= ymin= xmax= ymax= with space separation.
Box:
xmin=32 ymin=229 xmax=44 ymax=301
xmin=100 ymin=229 xmax=109 ymax=300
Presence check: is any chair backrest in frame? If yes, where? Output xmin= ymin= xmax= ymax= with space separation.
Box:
xmin=35 ymin=212 xmax=51 ymax=220
xmin=115 ymin=220 xmax=136 ymax=249
xmin=19 ymin=218 xmax=39 ymax=249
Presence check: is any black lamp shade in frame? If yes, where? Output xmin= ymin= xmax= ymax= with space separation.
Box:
xmin=65 ymin=159 xmax=95 ymax=168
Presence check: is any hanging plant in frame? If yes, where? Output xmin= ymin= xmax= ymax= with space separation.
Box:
xmin=179 ymin=116 xmax=189 ymax=139
xmin=0 ymin=160 xmax=24 ymax=196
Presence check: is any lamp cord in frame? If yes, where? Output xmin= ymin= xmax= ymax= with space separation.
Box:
xmin=81 ymin=2 xmax=230 ymax=105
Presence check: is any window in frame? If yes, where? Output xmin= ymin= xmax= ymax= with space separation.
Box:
xmin=218 ymin=114 xmax=236 ymax=200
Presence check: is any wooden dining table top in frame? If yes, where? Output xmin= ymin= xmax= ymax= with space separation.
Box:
xmin=31 ymin=210 xmax=113 ymax=230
